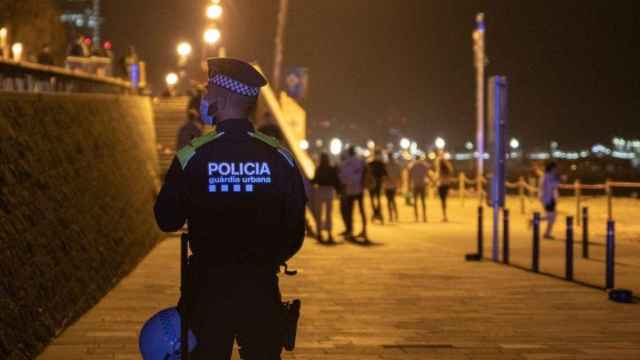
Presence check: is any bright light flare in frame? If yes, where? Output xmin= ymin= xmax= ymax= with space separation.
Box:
xmin=165 ymin=72 xmax=179 ymax=86
xmin=510 ymin=138 xmax=520 ymax=150
xmin=11 ymin=43 xmax=23 ymax=61
xmin=435 ymin=137 xmax=446 ymax=150
xmin=177 ymin=42 xmax=192 ymax=57
xmin=204 ymin=28 xmax=221 ymax=44
xmin=207 ymin=4 xmax=223 ymax=19
xmin=399 ymin=138 xmax=411 ymax=150
xmin=329 ymin=138 xmax=343 ymax=155
xmin=299 ymin=139 xmax=309 ymax=151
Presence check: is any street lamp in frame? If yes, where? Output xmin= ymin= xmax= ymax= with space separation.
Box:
xmin=11 ymin=43 xmax=23 ymax=62
xmin=204 ymin=28 xmax=221 ymax=45
xmin=329 ymin=138 xmax=343 ymax=155
xmin=465 ymin=141 xmax=474 ymax=151
xmin=366 ymin=140 xmax=375 ymax=150
xmin=165 ymin=72 xmax=179 ymax=86
xmin=206 ymin=4 xmax=223 ymax=19
xmin=435 ymin=137 xmax=446 ymax=150
xmin=299 ymin=139 xmax=309 ymax=151
xmin=510 ymin=138 xmax=520 ymax=150
xmin=400 ymin=138 xmax=411 ymax=150
xmin=177 ymin=42 xmax=192 ymax=57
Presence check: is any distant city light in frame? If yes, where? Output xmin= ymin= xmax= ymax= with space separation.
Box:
xmin=550 ymin=141 xmax=559 ymax=149
xmin=435 ymin=137 xmax=446 ymax=150
xmin=165 ymin=72 xmax=179 ymax=86
xmin=366 ymin=140 xmax=375 ymax=150
xmin=400 ymin=138 xmax=411 ymax=150
xmin=465 ymin=141 xmax=474 ymax=150
xmin=204 ymin=28 xmax=221 ymax=44
xmin=299 ymin=139 xmax=309 ymax=151
xmin=177 ymin=42 xmax=192 ymax=57
xmin=315 ymin=139 xmax=323 ymax=148
xmin=11 ymin=43 xmax=23 ymax=62
xmin=410 ymin=142 xmax=418 ymax=155
xmin=428 ymin=152 xmax=436 ymax=160
xmin=206 ymin=4 xmax=223 ymax=19
xmin=329 ymin=138 xmax=343 ymax=155
xmin=510 ymin=138 xmax=520 ymax=150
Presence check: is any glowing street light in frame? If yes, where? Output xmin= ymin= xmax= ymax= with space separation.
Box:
xmin=465 ymin=141 xmax=474 ymax=151
xmin=299 ymin=139 xmax=309 ymax=151
xmin=165 ymin=72 xmax=179 ymax=86
xmin=510 ymin=138 xmax=520 ymax=150
xmin=207 ymin=4 xmax=223 ymax=19
xmin=399 ymin=138 xmax=411 ymax=150
xmin=177 ymin=42 xmax=192 ymax=57
xmin=204 ymin=28 xmax=221 ymax=45
xmin=329 ymin=138 xmax=343 ymax=155
xmin=435 ymin=137 xmax=446 ymax=150
xmin=11 ymin=43 xmax=23 ymax=62
xmin=366 ymin=140 xmax=375 ymax=150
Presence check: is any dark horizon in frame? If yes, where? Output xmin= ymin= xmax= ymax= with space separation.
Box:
xmin=102 ymin=0 xmax=639 ymax=150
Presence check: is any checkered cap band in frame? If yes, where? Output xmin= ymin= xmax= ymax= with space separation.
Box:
xmin=210 ymin=74 xmax=260 ymax=97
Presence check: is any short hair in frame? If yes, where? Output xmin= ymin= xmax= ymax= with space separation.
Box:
xmin=545 ymin=162 xmax=557 ymax=173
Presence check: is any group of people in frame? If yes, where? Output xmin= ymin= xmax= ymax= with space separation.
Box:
xmin=309 ymin=147 xmax=455 ymax=243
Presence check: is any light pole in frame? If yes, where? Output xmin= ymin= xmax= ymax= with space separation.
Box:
xmin=473 ymin=13 xmax=486 ymax=194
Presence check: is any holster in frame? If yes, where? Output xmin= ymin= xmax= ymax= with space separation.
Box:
xmin=281 ymin=299 xmax=301 ymax=351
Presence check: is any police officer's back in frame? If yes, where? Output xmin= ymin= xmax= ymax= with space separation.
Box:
xmin=154 ymin=58 xmax=306 ymax=359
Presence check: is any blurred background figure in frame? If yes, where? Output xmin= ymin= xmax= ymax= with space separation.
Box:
xmin=339 ymin=146 xmax=368 ymax=241
xmin=436 ymin=151 xmax=454 ymax=222
xmin=311 ymin=152 xmax=340 ymax=243
xmin=37 ymin=44 xmax=54 ymax=66
xmin=175 ymin=97 xmax=204 ymax=150
xmin=408 ymin=155 xmax=430 ymax=222
xmin=367 ymin=149 xmax=387 ymax=224
xmin=539 ymin=162 xmax=560 ymax=239
xmin=384 ymin=152 xmax=402 ymax=223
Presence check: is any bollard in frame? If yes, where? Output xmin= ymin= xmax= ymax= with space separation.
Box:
xmin=180 ymin=233 xmax=190 ymax=360
xmin=519 ymin=177 xmax=525 ymax=215
xmin=582 ymin=207 xmax=589 ymax=259
xmin=503 ymin=208 xmax=510 ymax=264
xmin=606 ymin=220 xmax=615 ymax=289
xmin=478 ymin=206 xmax=484 ymax=258
xmin=606 ymin=180 xmax=613 ymax=220
xmin=565 ymin=216 xmax=574 ymax=281
xmin=575 ymin=179 xmax=581 ymax=226
xmin=532 ymin=212 xmax=541 ymax=273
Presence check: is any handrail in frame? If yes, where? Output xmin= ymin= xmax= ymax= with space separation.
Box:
xmin=0 ymin=58 xmax=132 ymax=94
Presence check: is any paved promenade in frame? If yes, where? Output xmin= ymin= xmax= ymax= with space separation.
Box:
xmin=39 ymin=196 xmax=640 ymax=359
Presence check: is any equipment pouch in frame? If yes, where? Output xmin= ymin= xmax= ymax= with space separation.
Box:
xmin=281 ymin=299 xmax=301 ymax=351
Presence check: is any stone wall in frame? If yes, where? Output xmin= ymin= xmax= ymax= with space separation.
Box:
xmin=0 ymin=92 xmax=164 ymax=360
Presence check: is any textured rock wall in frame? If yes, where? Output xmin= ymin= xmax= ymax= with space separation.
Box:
xmin=0 ymin=92 xmax=164 ymax=359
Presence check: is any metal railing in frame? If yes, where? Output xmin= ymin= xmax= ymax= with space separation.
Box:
xmin=0 ymin=58 xmax=132 ymax=94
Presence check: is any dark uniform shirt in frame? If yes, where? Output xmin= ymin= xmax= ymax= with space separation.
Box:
xmin=154 ymin=118 xmax=306 ymax=270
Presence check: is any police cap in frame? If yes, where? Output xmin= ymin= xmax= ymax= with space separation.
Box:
xmin=207 ymin=58 xmax=267 ymax=97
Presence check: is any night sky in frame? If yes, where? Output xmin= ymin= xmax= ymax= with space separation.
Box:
xmin=102 ymin=0 xmax=639 ymax=150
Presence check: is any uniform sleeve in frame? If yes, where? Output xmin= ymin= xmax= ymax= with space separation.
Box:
xmin=154 ymin=157 xmax=188 ymax=232
xmin=277 ymin=161 xmax=307 ymax=264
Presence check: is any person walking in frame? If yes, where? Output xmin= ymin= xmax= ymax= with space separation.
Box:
xmin=436 ymin=152 xmax=454 ymax=222
xmin=153 ymin=58 xmax=306 ymax=359
xmin=384 ymin=153 xmax=402 ymax=223
xmin=339 ymin=147 xmax=368 ymax=241
xmin=367 ymin=149 xmax=387 ymax=224
xmin=312 ymin=152 xmax=339 ymax=243
xmin=539 ymin=162 xmax=560 ymax=239
xmin=408 ymin=155 xmax=430 ymax=222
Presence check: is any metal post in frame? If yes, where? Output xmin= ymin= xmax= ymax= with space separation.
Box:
xmin=503 ymin=208 xmax=510 ymax=264
xmin=566 ymin=216 xmax=574 ymax=281
xmin=575 ymin=179 xmax=581 ymax=226
xmin=180 ymin=233 xmax=189 ymax=360
xmin=606 ymin=220 xmax=615 ymax=289
xmin=532 ymin=212 xmax=540 ymax=272
xmin=493 ymin=204 xmax=499 ymax=261
xmin=478 ymin=206 xmax=484 ymax=258
xmin=606 ymin=180 xmax=613 ymax=221
xmin=582 ymin=207 xmax=589 ymax=259
xmin=473 ymin=13 xmax=486 ymax=191
xmin=459 ymin=172 xmax=465 ymax=206
xmin=519 ymin=176 xmax=525 ymax=215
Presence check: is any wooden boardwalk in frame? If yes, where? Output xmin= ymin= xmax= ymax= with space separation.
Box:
xmin=39 ymin=197 xmax=640 ymax=359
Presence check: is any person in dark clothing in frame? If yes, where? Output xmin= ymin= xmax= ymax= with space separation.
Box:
xmin=154 ymin=58 xmax=306 ymax=359
xmin=436 ymin=152 xmax=454 ymax=222
xmin=367 ymin=149 xmax=387 ymax=224
xmin=37 ymin=44 xmax=54 ymax=66
xmin=311 ymin=152 xmax=339 ymax=242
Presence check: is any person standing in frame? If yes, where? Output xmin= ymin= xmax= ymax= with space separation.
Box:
xmin=339 ymin=146 xmax=368 ymax=241
xmin=312 ymin=152 xmax=339 ymax=243
xmin=408 ymin=155 xmax=430 ymax=222
xmin=436 ymin=152 xmax=454 ymax=222
xmin=539 ymin=162 xmax=560 ymax=239
xmin=176 ymin=107 xmax=204 ymax=151
xmin=153 ymin=58 xmax=306 ymax=359
xmin=384 ymin=153 xmax=402 ymax=223
xmin=367 ymin=149 xmax=387 ymax=224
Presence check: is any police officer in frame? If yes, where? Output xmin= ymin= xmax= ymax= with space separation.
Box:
xmin=154 ymin=58 xmax=306 ymax=359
